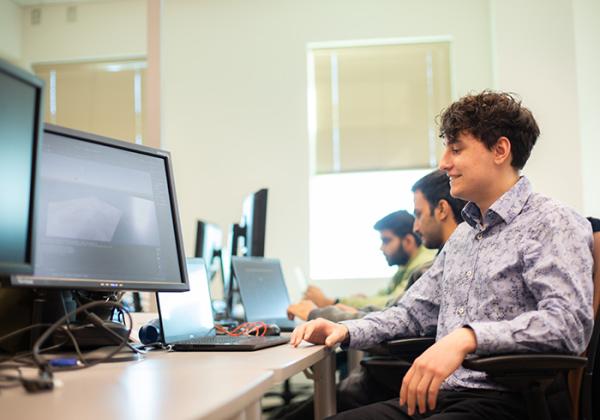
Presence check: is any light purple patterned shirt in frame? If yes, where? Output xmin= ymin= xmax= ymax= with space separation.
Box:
xmin=342 ymin=177 xmax=594 ymax=390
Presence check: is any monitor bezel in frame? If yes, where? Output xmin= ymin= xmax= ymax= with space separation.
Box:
xmin=0 ymin=59 xmax=44 ymax=276
xmin=9 ymin=123 xmax=189 ymax=292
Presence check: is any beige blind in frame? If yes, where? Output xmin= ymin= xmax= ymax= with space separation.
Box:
xmin=313 ymin=42 xmax=451 ymax=174
xmin=33 ymin=60 xmax=146 ymax=144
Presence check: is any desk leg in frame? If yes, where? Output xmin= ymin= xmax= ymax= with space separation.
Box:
xmin=227 ymin=399 xmax=261 ymax=420
xmin=314 ymin=349 xmax=336 ymax=420
xmin=346 ymin=349 xmax=364 ymax=373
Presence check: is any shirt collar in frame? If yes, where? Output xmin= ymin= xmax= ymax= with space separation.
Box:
xmin=461 ymin=176 xmax=532 ymax=230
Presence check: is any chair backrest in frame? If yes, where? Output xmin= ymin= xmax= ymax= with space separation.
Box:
xmin=569 ymin=227 xmax=600 ymax=419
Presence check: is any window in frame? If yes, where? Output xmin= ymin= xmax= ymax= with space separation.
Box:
xmin=309 ymin=169 xmax=431 ymax=281
xmin=308 ymin=40 xmax=452 ymax=281
xmin=34 ymin=59 xmax=146 ymax=144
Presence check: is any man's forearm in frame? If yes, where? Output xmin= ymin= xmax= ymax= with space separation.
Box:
xmin=308 ymin=306 xmax=366 ymax=322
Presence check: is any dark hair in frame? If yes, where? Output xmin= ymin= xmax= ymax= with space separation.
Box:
xmin=438 ymin=91 xmax=540 ymax=169
xmin=412 ymin=170 xmax=466 ymax=223
xmin=373 ymin=210 xmax=421 ymax=246
xmin=588 ymin=217 xmax=600 ymax=233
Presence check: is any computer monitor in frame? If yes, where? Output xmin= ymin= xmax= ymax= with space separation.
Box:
xmin=224 ymin=188 xmax=268 ymax=317
xmin=0 ymin=59 xmax=44 ymax=277
xmin=228 ymin=188 xmax=268 ymax=260
xmin=194 ymin=220 xmax=223 ymax=282
xmin=240 ymin=188 xmax=268 ymax=257
xmin=9 ymin=124 xmax=189 ymax=292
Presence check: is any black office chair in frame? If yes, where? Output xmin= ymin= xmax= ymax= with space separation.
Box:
xmin=361 ymin=224 xmax=600 ymax=420
xmin=463 ymin=227 xmax=600 ymax=420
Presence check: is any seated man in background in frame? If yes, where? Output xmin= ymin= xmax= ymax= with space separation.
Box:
xmin=290 ymin=91 xmax=594 ymax=420
xmin=294 ymin=210 xmax=436 ymax=320
xmin=277 ymin=170 xmax=466 ymax=420
xmin=287 ymin=170 xmax=465 ymax=323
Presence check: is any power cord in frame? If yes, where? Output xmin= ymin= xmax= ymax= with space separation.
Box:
xmin=215 ymin=321 xmax=267 ymax=336
xmin=24 ymin=300 xmax=134 ymax=392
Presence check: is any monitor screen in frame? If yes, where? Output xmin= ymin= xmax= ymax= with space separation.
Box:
xmin=232 ymin=257 xmax=290 ymax=322
xmin=11 ymin=124 xmax=188 ymax=291
xmin=0 ymin=59 xmax=43 ymax=276
xmin=157 ymin=258 xmax=215 ymax=343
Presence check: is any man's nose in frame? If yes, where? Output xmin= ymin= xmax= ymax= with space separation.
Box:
xmin=439 ymin=148 xmax=451 ymax=171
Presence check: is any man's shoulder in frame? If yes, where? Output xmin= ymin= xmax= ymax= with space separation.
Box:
xmin=523 ymin=192 xmax=590 ymax=232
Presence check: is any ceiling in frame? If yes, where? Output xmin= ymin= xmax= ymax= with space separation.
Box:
xmin=11 ymin=0 xmax=128 ymax=6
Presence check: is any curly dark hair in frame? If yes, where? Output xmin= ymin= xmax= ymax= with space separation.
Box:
xmin=438 ymin=91 xmax=540 ymax=169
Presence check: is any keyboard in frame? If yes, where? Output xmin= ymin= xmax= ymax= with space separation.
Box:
xmin=176 ymin=335 xmax=277 ymax=345
xmin=171 ymin=334 xmax=289 ymax=351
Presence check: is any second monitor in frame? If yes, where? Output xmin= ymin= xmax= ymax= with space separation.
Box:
xmin=11 ymin=124 xmax=189 ymax=292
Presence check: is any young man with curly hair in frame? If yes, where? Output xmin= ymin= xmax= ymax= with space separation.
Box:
xmin=290 ymin=91 xmax=594 ymax=420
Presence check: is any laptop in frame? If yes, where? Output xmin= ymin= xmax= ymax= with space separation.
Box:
xmin=156 ymin=258 xmax=289 ymax=351
xmin=232 ymin=257 xmax=301 ymax=332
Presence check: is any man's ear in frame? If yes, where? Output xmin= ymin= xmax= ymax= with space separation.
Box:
xmin=493 ymin=136 xmax=512 ymax=166
xmin=403 ymin=234 xmax=417 ymax=251
xmin=435 ymin=200 xmax=450 ymax=222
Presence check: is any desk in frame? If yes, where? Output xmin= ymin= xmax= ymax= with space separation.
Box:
xmin=1 ymin=343 xmax=336 ymax=420
xmin=154 ymin=341 xmax=337 ymax=418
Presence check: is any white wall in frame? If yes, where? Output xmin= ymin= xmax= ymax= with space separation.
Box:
xmin=0 ymin=0 xmax=23 ymax=64
xmin=12 ymin=0 xmax=595 ymax=301
xmin=574 ymin=0 xmax=600 ymax=217
xmin=491 ymin=0 xmax=584 ymax=211
xmin=20 ymin=0 xmax=146 ymax=67
xmin=162 ymin=0 xmax=493 ymax=301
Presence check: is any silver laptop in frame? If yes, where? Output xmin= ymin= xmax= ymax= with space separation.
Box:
xmin=156 ymin=258 xmax=288 ymax=351
xmin=232 ymin=257 xmax=300 ymax=332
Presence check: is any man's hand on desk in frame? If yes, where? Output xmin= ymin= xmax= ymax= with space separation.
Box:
xmin=399 ymin=327 xmax=477 ymax=416
xmin=287 ymin=300 xmax=318 ymax=321
xmin=303 ymin=286 xmax=335 ymax=308
xmin=289 ymin=318 xmax=349 ymax=348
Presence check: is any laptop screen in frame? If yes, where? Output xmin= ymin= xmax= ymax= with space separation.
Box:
xmin=233 ymin=257 xmax=291 ymax=322
xmin=157 ymin=258 xmax=215 ymax=343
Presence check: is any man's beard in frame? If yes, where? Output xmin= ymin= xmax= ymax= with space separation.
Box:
xmin=386 ymin=246 xmax=410 ymax=266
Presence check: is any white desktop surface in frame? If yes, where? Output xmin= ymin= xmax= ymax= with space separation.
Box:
xmin=153 ymin=339 xmax=330 ymax=383
xmin=1 ymin=354 xmax=273 ymax=420
xmin=1 ymin=325 xmax=336 ymax=420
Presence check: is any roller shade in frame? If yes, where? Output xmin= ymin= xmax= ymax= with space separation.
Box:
xmin=312 ymin=42 xmax=451 ymax=174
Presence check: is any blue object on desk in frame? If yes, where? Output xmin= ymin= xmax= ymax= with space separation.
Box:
xmin=49 ymin=358 xmax=78 ymax=367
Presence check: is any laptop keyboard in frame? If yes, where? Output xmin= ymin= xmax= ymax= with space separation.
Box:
xmin=176 ymin=335 xmax=282 ymax=345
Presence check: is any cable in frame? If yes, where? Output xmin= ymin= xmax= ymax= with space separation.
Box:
xmin=71 ymin=292 xmax=143 ymax=355
xmin=214 ymin=321 xmax=267 ymax=336
xmin=0 ymin=299 xmax=137 ymax=393
xmin=31 ymin=300 xmax=133 ymax=376
xmin=0 ymin=323 xmax=53 ymax=346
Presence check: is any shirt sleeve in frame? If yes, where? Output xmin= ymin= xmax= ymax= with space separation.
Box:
xmin=339 ymin=293 xmax=389 ymax=309
xmin=468 ymin=208 xmax=594 ymax=355
xmin=307 ymin=306 xmax=367 ymax=322
xmin=340 ymin=248 xmax=445 ymax=349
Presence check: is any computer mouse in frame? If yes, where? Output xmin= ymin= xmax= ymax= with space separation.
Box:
xmin=264 ymin=324 xmax=281 ymax=336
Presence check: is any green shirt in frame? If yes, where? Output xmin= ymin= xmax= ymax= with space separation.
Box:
xmin=339 ymin=245 xmax=437 ymax=309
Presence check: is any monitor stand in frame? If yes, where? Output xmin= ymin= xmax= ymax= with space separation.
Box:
xmin=30 ymin=290 xmax=131 ymax=351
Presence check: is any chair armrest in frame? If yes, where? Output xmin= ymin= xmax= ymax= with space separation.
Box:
xmin=386 ymin=337 xmax=435 ymax=356
xmin=463 ymin=354 xmax=587 ymax=374
xmin=463 ymin=354 xmax=586 ymax=390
